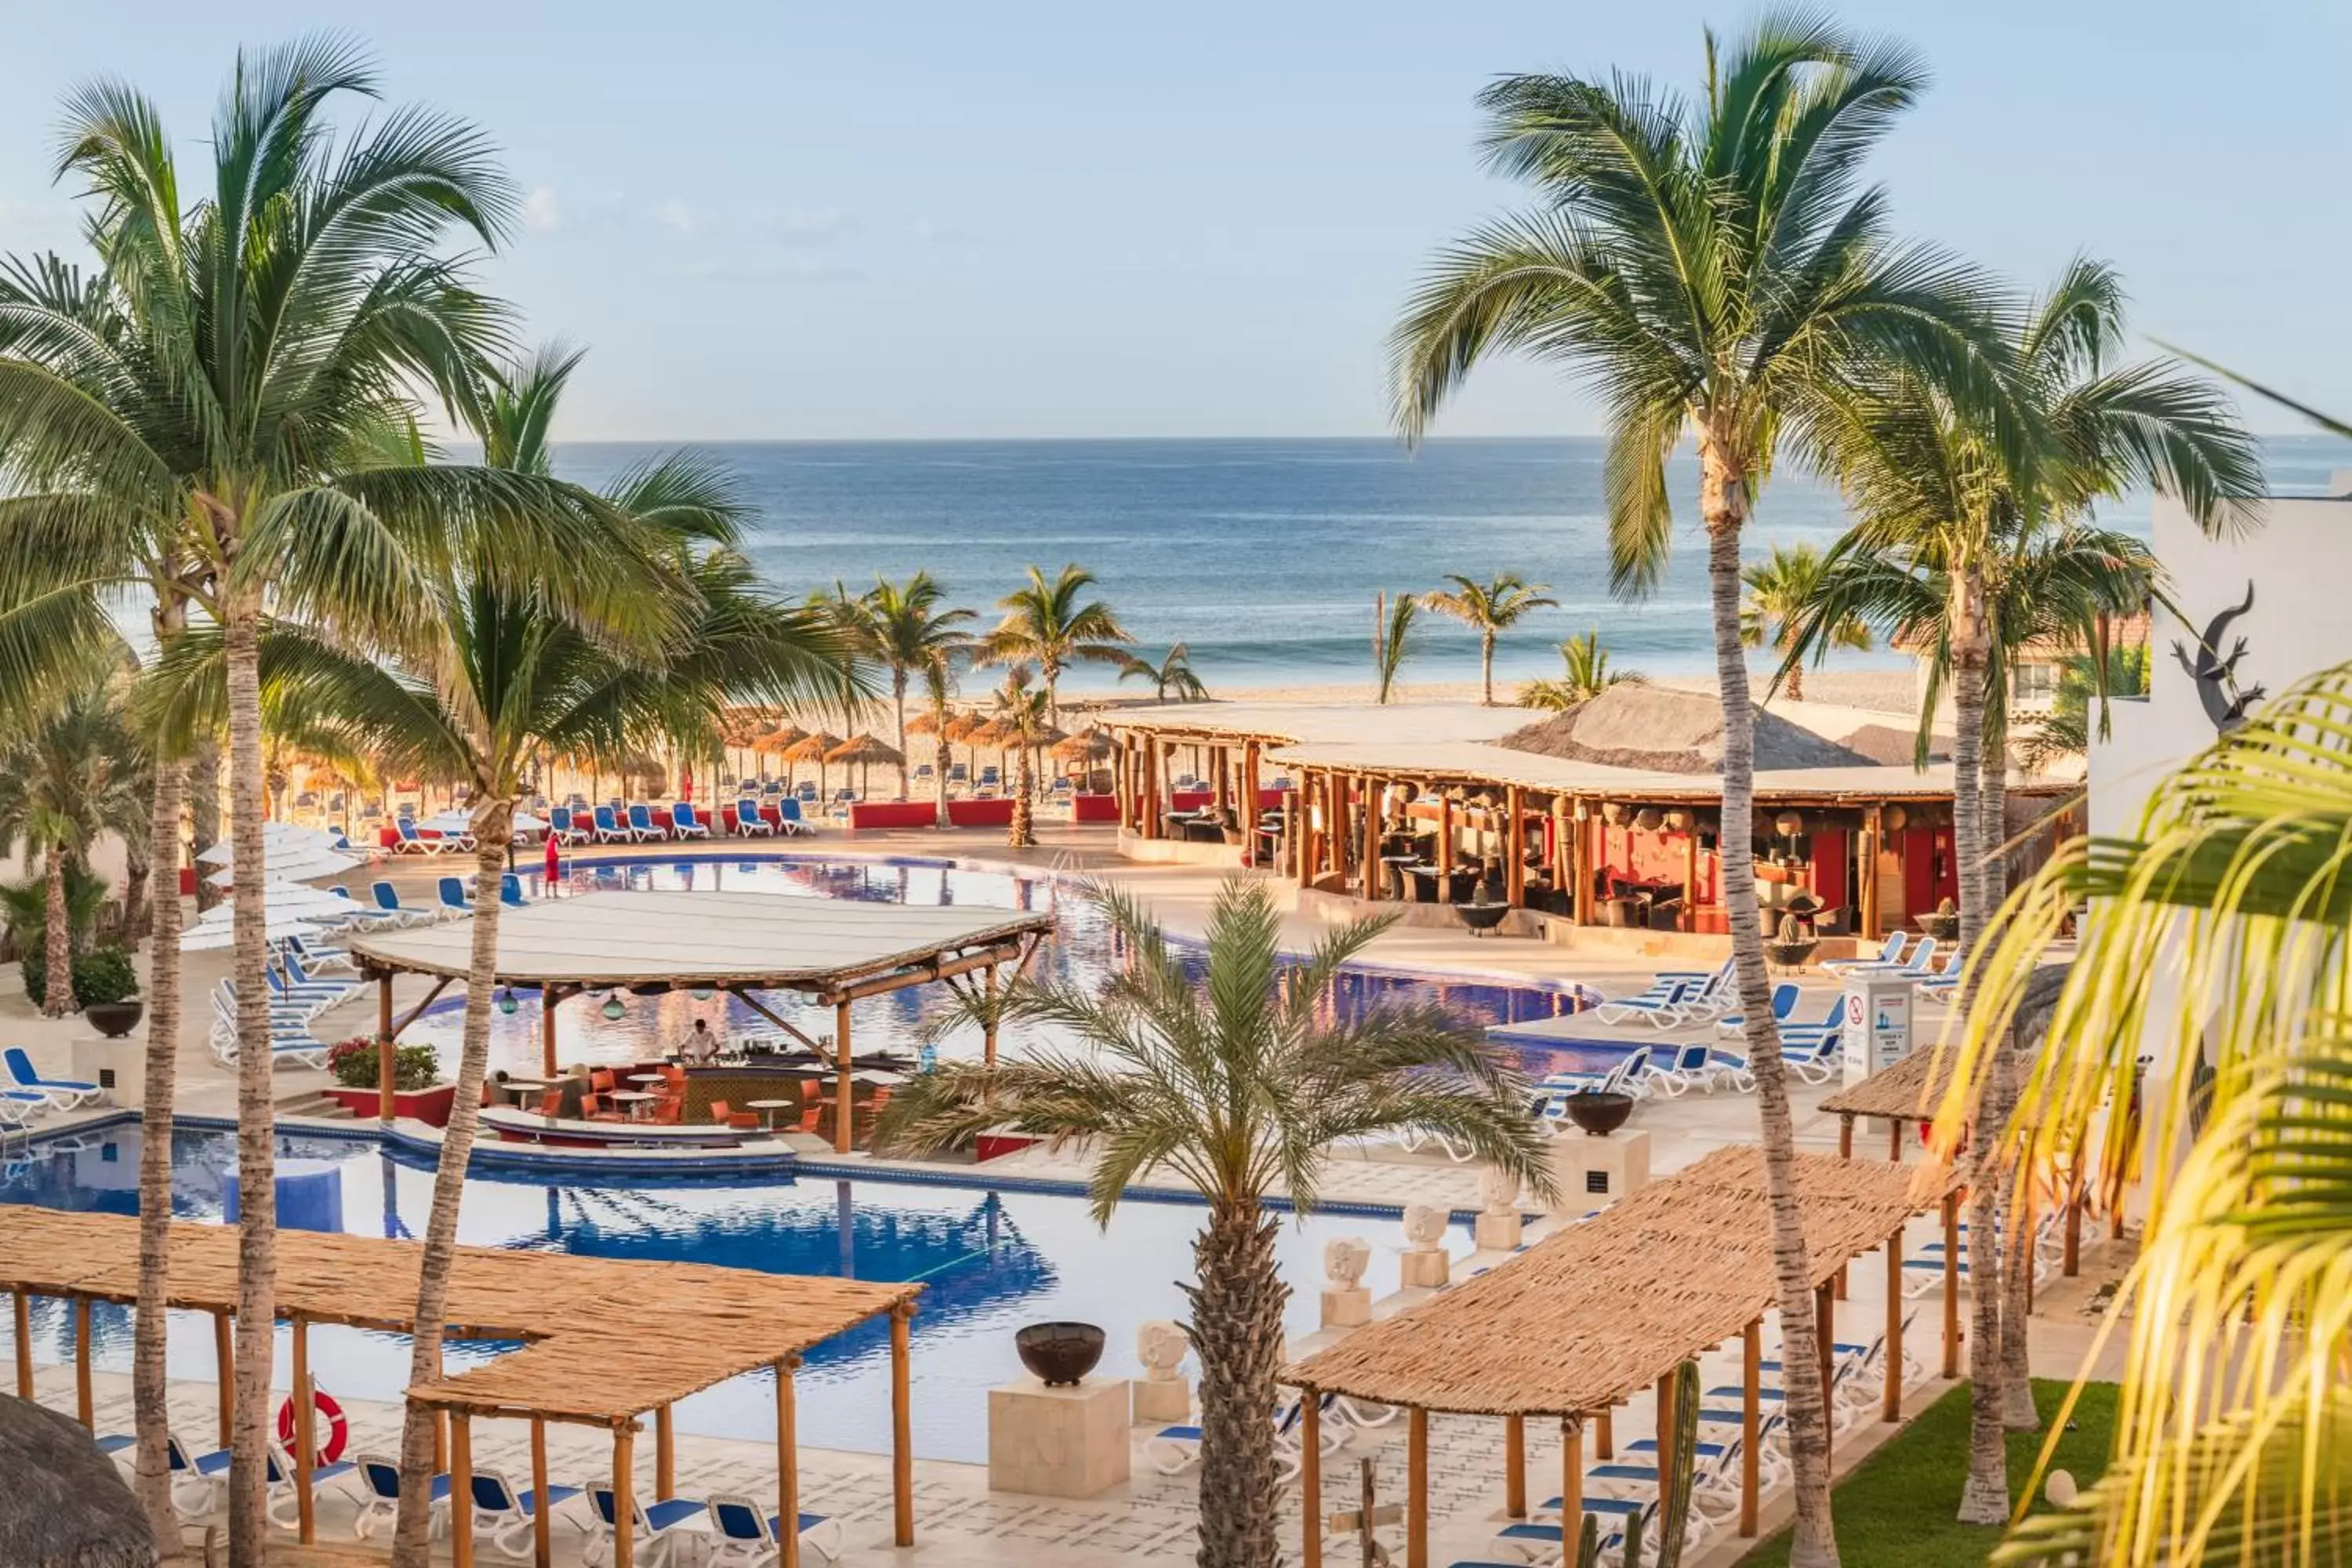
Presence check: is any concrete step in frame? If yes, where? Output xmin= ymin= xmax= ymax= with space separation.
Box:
xmin=276 ymin=1091 xmax=351 ymax=1120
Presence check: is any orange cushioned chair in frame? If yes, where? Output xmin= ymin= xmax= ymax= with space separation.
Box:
xmin=706 ymin=1098 xmax=759 ymax=1131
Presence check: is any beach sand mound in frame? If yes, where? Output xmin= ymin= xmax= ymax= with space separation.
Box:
xmin=1499 ymin=684 xmax=1879 ymax=775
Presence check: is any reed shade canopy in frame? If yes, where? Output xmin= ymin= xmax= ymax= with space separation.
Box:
xmin=826 ymin=733 xmax=903 ymax=800
xmin=1051 ymin=729 xmax=1113 ymax=763
xmin=0 ymin=1390 xmax=153 ymax=1568
xmin=1821 ymin=1046 xmax=1960 ymax=1126
xmin=779 ymin=731 xmax=844 ymax=797
xmin=753 ymin=724 xmax=809 ymax=754
xmin=1287 ymin=1146 xmax=1952 ymax=1419
xmin=0 ymin=1207 xmax=925 ymax=1566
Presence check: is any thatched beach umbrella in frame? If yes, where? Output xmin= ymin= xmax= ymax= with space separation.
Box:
xmin=904 ymin=710 xmax=944 ymax=737
xmin=782 ymin=731 xmax=843 ymax=800
xmin=754 ymin=724 xmax=809 ymax=789
xmin=826 ymin=733 xmax=904 ymax=801
xmin=944 ymin=711 xmax=986 ymax=776
xmin=0 ymin=1395 xmax=155 ymax=1566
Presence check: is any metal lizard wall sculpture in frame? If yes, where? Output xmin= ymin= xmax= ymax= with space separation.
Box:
xmin=2171 ymin=582 xmax=2266 ymax=732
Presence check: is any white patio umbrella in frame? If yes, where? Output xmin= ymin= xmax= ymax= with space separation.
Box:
xmin=196 ymin=822 xmax=351 ymax=866
xmin=205 ymin=844 xmax=361 ymax=887
xmin=188 ymin=880 xmax=365 ymax=925
xmin=180 ymin=913 xmax=332 ymax=951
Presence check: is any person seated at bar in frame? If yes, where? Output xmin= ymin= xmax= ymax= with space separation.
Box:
xmin=677 ymin=1017 xmax=720 ymax=1065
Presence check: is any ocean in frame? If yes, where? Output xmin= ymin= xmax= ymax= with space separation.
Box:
xmin=548 ymin=435 xmax=2352 ymax=696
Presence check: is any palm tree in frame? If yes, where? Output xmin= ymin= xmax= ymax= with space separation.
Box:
xmin=981 ymin=564 xmax=1133 ymax=724
xmin=0 ymin=679 xmax=144 ymax=1014
xmin=1116 ymin=641 xmax=1209 ymax=703
xmin=918 ymin=657 xmax=962 ymax=829
xmin=878 ymin=878 xmax=1553 ymax=1568
xmin=1387 ymin=22 xmax=2009 ymax=1554
xmin=1520 ymin=628 xmax=1642 ymax=710
xmin=989 ymin=666 xmax=1053 ymax=849
xmin=1422 ymin=572 xmax=1558 ymax=704
xmin=2015 ymin=641 xmax=2151 ymax=774
xmin=1785 ymin=263 xmax=2253 ymax=1514
xmin=863 ymin=573 xmax=976 ymax=796
xmin=1374 ymin=591 xmax=1421 ymax=704
xmin=0 ymin=44 xmax=659 ymax=1550
xmin=1740 ymin=544 xmax=1869 ymax=702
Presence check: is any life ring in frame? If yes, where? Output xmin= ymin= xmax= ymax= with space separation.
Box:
xmin=276 ymin=1387 xmax=349 ymax=1465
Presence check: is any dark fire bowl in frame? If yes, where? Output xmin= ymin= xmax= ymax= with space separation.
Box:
xmin=1564 ymin=1091 xmax=1635 ymax=1138
xmin=85 ymin=999 xmax=143 ymax=1040
xmin=1015 ymin=1321 xmax=1107 ymax=1386
xmin=1456 ymin=902 xmax=1511 ymax=933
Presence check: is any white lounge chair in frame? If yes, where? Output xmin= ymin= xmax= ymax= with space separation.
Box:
xmin=704 ymin=1490 xmax=842 ymax=1566
xmin=2 ymin=1048 xmax=101 ymax=1110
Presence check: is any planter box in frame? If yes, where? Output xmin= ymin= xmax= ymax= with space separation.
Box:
xmin=325 ymin=1082 xmax=459 ymax=1127
xmin=947 ymin=798 xmax=1016 ymax=828
xmin=1070 ymin=793 xmax=1119 ymax=823
xmin=849 ymin=800 xmax=938 ymax=829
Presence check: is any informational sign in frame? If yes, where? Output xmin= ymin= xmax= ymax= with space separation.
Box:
xmin=1841 ymin=975 xmax=1916 ymax=1086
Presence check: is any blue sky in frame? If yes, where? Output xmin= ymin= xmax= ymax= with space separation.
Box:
xmin=3 ymin=2 xmax=2345 ymax=440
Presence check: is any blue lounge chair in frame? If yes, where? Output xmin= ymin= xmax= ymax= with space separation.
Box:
xmin=1821 ymin=931 xmax=1907 ymax=976
xmin=264 ymin=1439 xmax=357 ymax=1532
xmin=584 ymin=1483 xmax=703 ymax=1566
xmin=1825 ymin=934 xmax=1941 ymax=981
xmin=3 ymin=1047 xmax=102 ymax=1110
xmin=463 ymin=1467 xmax=581 ymax=1559
xmin=591 ymin=804 xmax=632 ymax=844
xmin=734 ymin=798 xmax=776 ymax=838
xmin=670 ymin=800 xmax=710 ymax=840
xmin=1535 ymin=1044 xmax=1653 ymax=1110
xmin=1150 ymin=1394 xmax=1343 ymax=1483
xmin=1712 ymin=982 xmax=1801 ymax=1036
xmin=499 ymin=873 xmax=528 ymax=910
xmin=775 ymin=798 xmax=810 ymax=837
xmin=625 ymin=803 xmax=666 ymax=842
xmin=438 ymin=876 xmax=474 ymax=915
xmin=547 ymin=806 xmax=591 ymax=846
xmin=371 ymin=880 xmax=436 ymax=927
xmin=706 ymin=1490 xmax=844 ymax=1565
xmin=390 ymin=817 xmax=448 ymax=855
xmin=795 ymin=781 xmax=818 ymax=800
xmin=1588 ymin=963 xmax=1736 ymax=1028
xmin=351 ymin=1451 xmax=452 ymax=1541
xmin=284 ymin=931 xmax=356 ymax=974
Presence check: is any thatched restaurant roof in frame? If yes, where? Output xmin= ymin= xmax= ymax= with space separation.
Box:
xmin=1499 ymin=685 xmax=1878 ymax=775
xmin=0 ymin=1209 xmax=918 ymax=1428
xmin=0 ymin=1394 xmax=154 ymax=1567
xmin=1287 ymin=1146 xmax=1952 ymax=1419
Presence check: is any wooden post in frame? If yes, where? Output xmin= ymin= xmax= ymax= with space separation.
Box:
xmin=1682 ymin=822 xmax=1700 ymax=932
xmin=1406 ymin=1406 xmax=1428 ymax=1568
xmin=1505 ymin=786 xmax=1526 ymax=908
xmin=1330 ymin=773 xmax=1348 ymax=889
xmin=1860 ymin=804 xmax=1883 ymax=938
xmin=531 ymin=1417 xmax=553 ymax=1567
xmin=1559 ymin=1416 xmax=1583 ymax=1568
xmin=1740 ymin=1319 xmax=1762 ymax=1537
xmin=982 ymin=965 xmax=1001 ymax=1069
xmin=212 ymin=1310 xmax=233 ymax=1447
xmin=612 ymin=1424 xmax=636 ymax=1568
xmin=1300 ymin=1393 xmax=1323 ymax=1561
xmin=13 ymin=1291 xmax=31 ymax=1399
xmin=1941 ymin=1189 xmax=1962 ymax=1378
xmin=292 ymin=1315 xmax=317 ymax=1541
xmin=73 ymin=1295 xmax=92 ymax=1429
xmin=1594 ymin=1405 xmax=1613 ymax=1459
xmin=377 ymin=973 xmax=396 ymax=1120
xmin=541 ymin=984 xmax=559 ymax=1077
xmin=1890 ymin=1118 xmax=1905 ymax=1161
xmin=1816 ymin=1281 xmax=1835 ymax=1463
xmin=1362 ymin=777 xmax=1383 ymax=901
xmin=2063 ymin=1163 xmax=2084 ymax=1276
xmin=1884 ymin=1229 xmax=1905 ymax=1422
xmin=777 ymin=1358 xmax=801 ymax=1568
xmin=1575 ymin=811 xmax=1599 ymax=927
xmin=1242 ymin=742 xmax=1261 ymax=866
xmin=833 ymin=999 xmax=854 ymax=1154
xmin=1502 ymin=1411 xmax=1526 ymax=1517
xmin=891 ymin=1305 xmax=914 ymax=1547
xmin=450 ymin=1408 xmax=474 ymax=1568
xmin=1838 ymin=1113 xmax=1854 ymax=1160
xmin=655 ymin=1404 xmax=674 ymax=1500
xmin=1436 ymin=793 xmax=1454 ymax=904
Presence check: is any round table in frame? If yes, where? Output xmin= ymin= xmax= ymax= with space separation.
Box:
xmin=499 ymin=1078 xmax=554 ymax=1107
xmin=745 ymin=1098 xmax=797 ymax=1133
xmin=608 ymin=1089 xmax=655 ymax=1120
xmin=627 ymin=1073 xmax=668 ymax=1088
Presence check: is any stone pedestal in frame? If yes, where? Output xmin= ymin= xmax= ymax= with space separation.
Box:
xmin=1320 ymin=1286 xmax=1372 ymax=1329
xmin=68 ymin=1036 xmax=141 ymax=1108
xmin=1131 ymin=1376 xmax=1191 ymax=1423
xmin=1475 ymin=1209 xmax=1525 ymax=1252
xmin=1543 ymin=1127 xmax=1652 ymax=1212
xmin=1399 ymin=1247 xmax=1450 ymax=1289
xmin=988 ymin=1377 xmax=1132 ymax=1497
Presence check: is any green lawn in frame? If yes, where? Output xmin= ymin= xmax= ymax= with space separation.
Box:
xmin=1734 ymin=1380 xmax=2118 ymax=1566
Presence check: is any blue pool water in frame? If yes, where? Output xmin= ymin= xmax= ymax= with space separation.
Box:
xmin=403 ymin=852 xmax=1612 ymax=1081
xmin=0 ymin=1126 xmax=1473 ymax=1462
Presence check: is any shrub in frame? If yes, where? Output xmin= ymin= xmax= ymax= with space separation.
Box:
xmin=325 ymin=1037 xmax=440 ymax=1092
xmin=21 ymin=943 xmax=141 ymax=1008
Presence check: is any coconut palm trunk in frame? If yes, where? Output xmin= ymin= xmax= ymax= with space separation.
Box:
xmin=1479 ymin=630 xmax=1496 ymax=706
xmin=1008 ymin=744 xmax=1036 ymax=848
xmin=935 ymin=738 xmax=953 ymax=828
xmin=892 ymin=674 xmax=911 ymax=797
xmin=391 ymin=804 xmax=514 ymax=1563
xmin=1700 ymin=442 xmax=1838 ymax=1565
xmin=132 ymin=754 xmax=185 ymax=1544
xmin=1040 ymin=658 xmax=1061 ymax=728
xmin=1189 ymin=1201 xmax=1286 ymax=1568
xmin=40 ymin=847 xmax=74 ymax=1016
xmin=223 ymin=605 xmax=278 ymax=1559
xmin=1780 ymin=635 xmax=1806 ymax=702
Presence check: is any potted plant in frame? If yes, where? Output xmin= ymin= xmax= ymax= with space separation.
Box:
xmin=322 ymin=1037 xmax=458 ymax=1125
xmin=24 ymin=944 xmax=143 ymax=1034
xmin=1764 ymin=911 xmax=1820 ymax=969
xmin=1918 ymin=897 xmax=1961 ymax=942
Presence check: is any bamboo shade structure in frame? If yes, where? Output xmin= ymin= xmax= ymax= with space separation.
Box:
xmin=350 ymin=888 xmax=1051 ymax=996
xmin=779 ymin=732 xmax=843 ymax=764
xmin=1820 ymin=1047 xmax=1959 ymax=1123
xmin=1287 ymin=1146 xmax=1954 ymax=1418
xmin=752 ymin=726 xmax=808 ymax=754
xmin=0 ymin=1209 xmax=915 ymax=1425
xmin=825 ymin=734 xmax=902 ymax=768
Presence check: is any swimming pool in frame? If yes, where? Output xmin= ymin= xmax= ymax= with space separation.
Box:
xmin=0 ymin=1125 xmax=1476 ymax=1463
xmin=397 ymin=852 xmax=1610 ymax=1080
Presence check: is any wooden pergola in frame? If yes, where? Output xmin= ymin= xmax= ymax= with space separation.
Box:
xmin=0 ymin=1209 xmax=921 ymax=1568
xmin=1286 ymin=1148 xmax=1962 ymax=1567
xmin=350 ymin=889 xmax=1054 ymax=1152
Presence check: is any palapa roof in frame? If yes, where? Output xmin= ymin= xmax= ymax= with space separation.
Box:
xmin=826 ymin=733 xmax=903 ymax=766
xmin=350 ymin=888 xmax=1051 ymax=993
xmin=0 ymin=1393 xmax=153 ymax=1567
xmin=1287 ymin=1146 xmax=1953 ymax=1418
xmin=0 ymin=1209 xmax=916 ymax=1427
xmin=1501 ymin=686 xmax=1878 ymax=775
xmin=1820 ymin=1046 xmax=1958 ymax=1123
xmin=781 ymin=731 xmax=844 ymax=763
